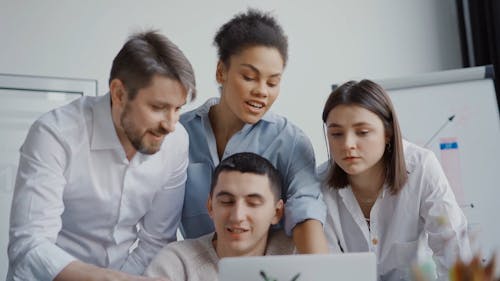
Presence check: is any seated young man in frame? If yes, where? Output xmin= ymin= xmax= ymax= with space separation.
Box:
xmin=145 ymin=152 xmax=295 ymax=280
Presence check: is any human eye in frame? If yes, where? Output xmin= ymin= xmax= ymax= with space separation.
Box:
xmin=151 ymin=104 xmax=165 ymax=111
xmin=356 ymin=129 xmax=370 ymax=136
xmin=218 ymin=195 xmax=234 ymax=205
xmin=242 ymin=74 xmax=255 ymax=81
xmin=247 ymin=198 xmax=263 ymax=207
xmin=267 ymin=79 xmax=280 ymax=88
xmin=329 ymin=131 xmax=343 ymax=138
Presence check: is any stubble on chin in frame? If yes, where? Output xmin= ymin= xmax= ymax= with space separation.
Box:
xmin=120 ymin=110 xmax=146 ymax=154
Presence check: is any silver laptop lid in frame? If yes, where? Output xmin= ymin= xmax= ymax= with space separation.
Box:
xmin=219 ymin=253 xmax=376 ymax=281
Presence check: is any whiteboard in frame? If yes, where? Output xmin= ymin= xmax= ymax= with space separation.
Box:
xmin=377 ymin=66 xmax=500 ymax=263
xmin=0 ymin=74 xmax=97 ymax=279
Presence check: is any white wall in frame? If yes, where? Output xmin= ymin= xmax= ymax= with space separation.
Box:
xmin=0 ymin=0 xmax=462 ymax=164
xmin=0 ymin=0 xmax=463 ymax=277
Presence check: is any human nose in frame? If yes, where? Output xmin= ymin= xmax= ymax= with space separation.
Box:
xmin=160 ymin=109 xmax=178 ymax=133
xmin=343 ymin=132 xmax=356 ymax=150
xmin=251 ymin=80 xmax=268 ymax=98
xmin=229 ymin=201 xmax=246 ymax=222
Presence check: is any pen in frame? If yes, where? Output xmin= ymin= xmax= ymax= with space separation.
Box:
xmin=337 ymin=239 xmax=344 ymax=253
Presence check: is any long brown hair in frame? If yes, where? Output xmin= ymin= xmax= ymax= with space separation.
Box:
xmin=322 ymin=80 xmax=407 ymax=194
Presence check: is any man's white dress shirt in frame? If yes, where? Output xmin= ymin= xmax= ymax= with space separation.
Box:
xmin=8 ymin=93 xmax=188 ymax=280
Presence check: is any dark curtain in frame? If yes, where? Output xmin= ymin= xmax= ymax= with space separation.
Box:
xmin=456 ymin=0 xmax=500 ymax=111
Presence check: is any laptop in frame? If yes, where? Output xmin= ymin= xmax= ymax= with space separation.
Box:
xmin=218 ymin=253 xmax=376 ymax=281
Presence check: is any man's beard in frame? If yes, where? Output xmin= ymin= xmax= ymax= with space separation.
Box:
xmin=120 ymin=107 xmax=165 ymax=155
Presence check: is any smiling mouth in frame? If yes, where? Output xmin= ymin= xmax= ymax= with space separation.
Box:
xmin=226 ymin=226 xmax=249 ymax=234
xmin=148 ymin=131 xmax=166 ymax=141
xmin=246 ymin=101 xmax=264 ymax=109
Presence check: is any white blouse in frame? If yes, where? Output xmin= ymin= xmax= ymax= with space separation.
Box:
xmin=320 ymin=140 xmax=470 ymax=281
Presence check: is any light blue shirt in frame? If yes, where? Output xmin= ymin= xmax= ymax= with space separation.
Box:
xmin=180 ymin=97 xmax=326 ymax=238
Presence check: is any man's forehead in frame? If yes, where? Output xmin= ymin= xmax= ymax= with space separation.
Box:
xmin=214 ymin=190 xmax=265 ymax=199
xmin=135 ymin=76 xmax=187 ymax=104
xmin=212 ymin=171 xmax=272 ymax=196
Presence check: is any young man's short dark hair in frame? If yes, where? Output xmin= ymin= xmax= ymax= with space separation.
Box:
xmin=210 ymin=152 xmax=283 ymax=201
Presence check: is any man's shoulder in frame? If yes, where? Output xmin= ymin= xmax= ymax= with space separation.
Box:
xmin=146 ymin=234 xmax=218 ymax=280
xmin=157 ymin=233 xmax=216 ymax=261
xmin=164 ymin=122 xmax=189 ymax=145
xmin=37 ymin=96 xmax=94 ymax=126
xmin=266 ymin=230 xmax=295 ymax=255
xmin=156 ymin=123 xmax=189 ymax=167
xmin=29 ymin=95 xmax=98 ymax=145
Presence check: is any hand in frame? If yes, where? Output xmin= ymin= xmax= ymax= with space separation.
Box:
xmin=54 ymin=261 xmax=170 ymax=281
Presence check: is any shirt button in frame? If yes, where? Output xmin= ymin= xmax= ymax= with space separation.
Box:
xmin=372 ymin=238 xmax=378 ymax=245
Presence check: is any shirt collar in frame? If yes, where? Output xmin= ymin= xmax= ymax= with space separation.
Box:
xmin=90 ymin=93 xmax=122 ymax=150
xmin=338 ymin=186 xmax=354 ymax=202
xmin=193 ymin=97 xmax=276 ymax=124
xmin=90 ymin=93 xmax=157 ymax=165
xmin=337 ymin=184 xmax=389 ymax=201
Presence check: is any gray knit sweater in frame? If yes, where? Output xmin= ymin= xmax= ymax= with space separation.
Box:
xmin=145 ymin=230 xmax=295 ymax=281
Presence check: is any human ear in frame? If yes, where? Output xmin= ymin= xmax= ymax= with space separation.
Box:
xmin=271 ymin=199 xmax=284 ymax=225
xmin=109 ymin=79 xmax=127 ymax=107
xmin=216 ymin=61 xmax=227 ymax=84
xmin=207 ymin=196 xmax=214 ymax=219
xmin=384 ymin=128 xmax=393 ymax=144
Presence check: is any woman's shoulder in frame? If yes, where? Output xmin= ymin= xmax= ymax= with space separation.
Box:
xmin=265 ymin=113 xmax=314 ymax=149
xmin=316 ymin=160 xmax=330 ymax=181
xmin=403 ymin=140 xmax=438 ymax=172
xmin=402 ymin=140 xmax=447 ymax=194
xmin=180 ymin=97 xmax=219 ymax=125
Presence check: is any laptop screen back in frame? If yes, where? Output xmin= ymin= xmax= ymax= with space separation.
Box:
xmin=218 ymin=253 xmax=376 ymax=281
